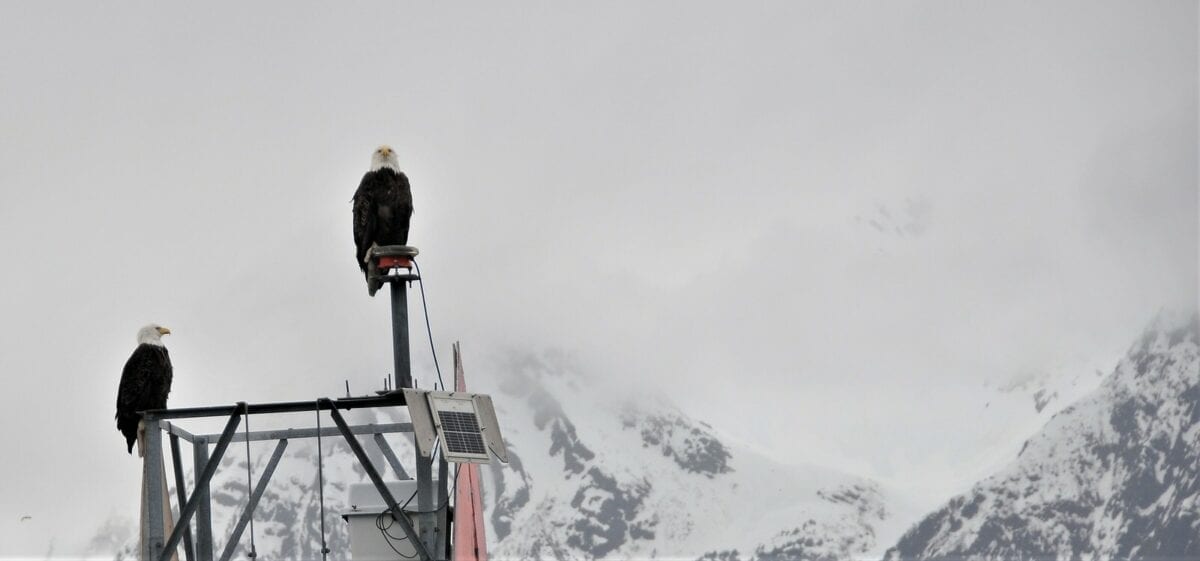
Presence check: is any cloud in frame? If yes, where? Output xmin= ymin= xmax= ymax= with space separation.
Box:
xmin=0 ymin=1 xmax=1194 ymax=555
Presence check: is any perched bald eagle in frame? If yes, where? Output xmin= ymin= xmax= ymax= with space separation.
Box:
xmin=115 ymin=324 xmax=173 ymax=455
xmin=352 ymin=145 xmax=413 ymax=282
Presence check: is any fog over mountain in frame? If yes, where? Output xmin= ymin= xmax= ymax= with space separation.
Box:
xmin=0 ymin=2 xmax=1194 ymax=557
xmin=886 ymin=313 xmax=1200 ymax=560
xmin=93 ymin=313 xmax=1200 ymax=561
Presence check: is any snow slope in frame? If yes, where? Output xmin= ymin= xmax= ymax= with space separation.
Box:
xmin=96 ymin=312 xmax=1196 ymax=561
xmin=884 ymin=313 xmax=1200 ymax=560
xmin=477 ymin=352 xmax=915 ymax=560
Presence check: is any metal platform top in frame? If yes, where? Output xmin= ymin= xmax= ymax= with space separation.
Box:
xmin=142 ymin=392 xmax=409 ymax=421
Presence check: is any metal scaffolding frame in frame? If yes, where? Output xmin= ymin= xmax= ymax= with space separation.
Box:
xmin=140 ymin=245 xmax=447 ymax=561
xmin=141 ymin=395 xmax=451 ymax=561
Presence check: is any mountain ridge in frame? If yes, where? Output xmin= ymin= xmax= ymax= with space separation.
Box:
xmin=478 ymin=351 xmax=914 ymax=560
xmin=884 ymin=313 xmax=1200 ymax=560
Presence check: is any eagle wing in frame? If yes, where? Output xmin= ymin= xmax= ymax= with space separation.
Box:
xmin=116 ymin=345 xmax=173 ymax=454
xmin=392 ymin=172 xmax=413 ymax=245
xmin=353 ymin=170 xmax=414 ymax=270
xmin=352 ymin=173 xmax=377 ymax=272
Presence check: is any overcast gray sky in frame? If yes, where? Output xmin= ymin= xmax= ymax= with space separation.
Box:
xmin=0 ymin=1 xmax=1195 ymax=556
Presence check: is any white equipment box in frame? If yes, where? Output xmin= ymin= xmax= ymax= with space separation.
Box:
xmin=343 ymin=480 xmax=436 ymax=561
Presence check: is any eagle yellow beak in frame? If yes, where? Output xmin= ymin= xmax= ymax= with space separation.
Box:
xmin=157 ymin=326 xmax=171 ymax=336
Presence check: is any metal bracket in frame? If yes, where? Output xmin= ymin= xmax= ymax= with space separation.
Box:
xmin=366 ymin=245 xmax=421 ymax=296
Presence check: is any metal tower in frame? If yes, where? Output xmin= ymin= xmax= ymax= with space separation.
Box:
xmin=134 ymin=245 xmax=503 ymax=561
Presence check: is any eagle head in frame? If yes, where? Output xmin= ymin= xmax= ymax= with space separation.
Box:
xmin=137 ymin=324 xmax=171 ymax=347
xmin=370 ymin=145 xmax=400 ymax=172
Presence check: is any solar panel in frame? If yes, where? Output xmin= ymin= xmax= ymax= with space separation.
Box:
xmin=427 ymin=393 xmax=494 ymax=463
xmin=404 ymin=389 xmax=508 ymax=464
xmin=437 ymin=410 xmax=486 ymax=455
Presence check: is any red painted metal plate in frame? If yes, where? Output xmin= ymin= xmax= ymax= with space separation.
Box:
xmin=452 ymin=344 xmax=489 ymax=561
xmin=378 ymin=256 xmax=413 ymax=269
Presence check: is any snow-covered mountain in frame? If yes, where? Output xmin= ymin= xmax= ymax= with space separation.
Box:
xmin=98 ymin=313 xmax=1200 ymax=561
xmin=884 ymin=313 xmax=1200 ymax=560
xmin=478 ymin=352 xmax=915 ymax=560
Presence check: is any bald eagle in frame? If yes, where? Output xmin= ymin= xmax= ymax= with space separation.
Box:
xmin=115 ymin=324 xmax=172 ymax=455
xmin=352 ymin=145 xmax=413 ymax=283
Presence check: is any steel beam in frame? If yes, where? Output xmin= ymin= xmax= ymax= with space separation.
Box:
xmin=390 ymin=278 xmax=412 ymax=389
xmin=192 ymin=437 xmax=213 ymax=561
xmin=145 ymin=394 xmax=408 ymax=420
xmin=192 ymin=422 xmax=412 ymax=444
xmin=218 ymin=439 xmax=289 ymax=561
xmin=325 ymin=400 xmax=432 ymax=561
xmin=435 ymin=454 xmax=449 ymax=560
xmin=374 ymin=433 xmax=411 ymax=479
xmin=144 ymin=417 xmax=166 ymax=561
xmin=165 ymin=422 xmax=197 ymax=443
xmin=417 ymin=451 xmax=435 ymax=552
xmin=169 ymin=434 xmax=196 ymax=561
xmin=159 ymin=405 xmax=244 ymax=561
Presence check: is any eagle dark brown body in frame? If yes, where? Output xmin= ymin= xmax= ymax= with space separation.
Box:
xmin=352 ymin=158 xmax=413 ymax=276
xmin=115 ymin=343 xmax=172 ymax=454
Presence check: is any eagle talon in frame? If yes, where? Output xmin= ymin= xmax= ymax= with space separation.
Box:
xmin=136 ymin=420 xmax=146 ymax=458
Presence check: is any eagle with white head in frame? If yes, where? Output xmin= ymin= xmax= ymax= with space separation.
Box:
xmin=115 ymin=324 xmax=173 ymax=455
xmin=352 ymin=145 xmax=413 ymax=287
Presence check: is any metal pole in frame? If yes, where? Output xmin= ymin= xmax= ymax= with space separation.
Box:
xmin=169 ymin=434 xmax=196 ymax=561
xmin=374 ymin=433 xmax=412 ymax=479
xmin=435 ymin=455 xmax=449 ymax=560
xmin=192 ymin=437 xmax=213 ymax=561
xmin=417 ymin=451 xmax=435 ymax=553
xmin=144 ymin=417 xmax=165 ymax=561
xmin=390 ymin=280 xmax=412 ymax=389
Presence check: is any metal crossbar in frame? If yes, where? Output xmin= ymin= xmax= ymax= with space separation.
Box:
xmin=375 ymin=432 xmax=412 ymax=479
xmin=184 ymin=422 xmax=413 ymax=444
xmin=145 ymin=393 xmax=409 ymax=421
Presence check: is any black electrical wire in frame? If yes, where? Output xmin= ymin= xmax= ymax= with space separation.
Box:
xmin=375 ymin=481 xmax=422 ymax=556
xmin=373 ymin=439 xmax=462 ymax=555
xmin=374 ymin=464 xmax=462 ymax=555
xmin=376 ymin=510 xmax=412 ymax=557
xmin=411 ymin=258 xmax=446 ymax=391
xmin=374 ymin=442 xmax=431 ymax=551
